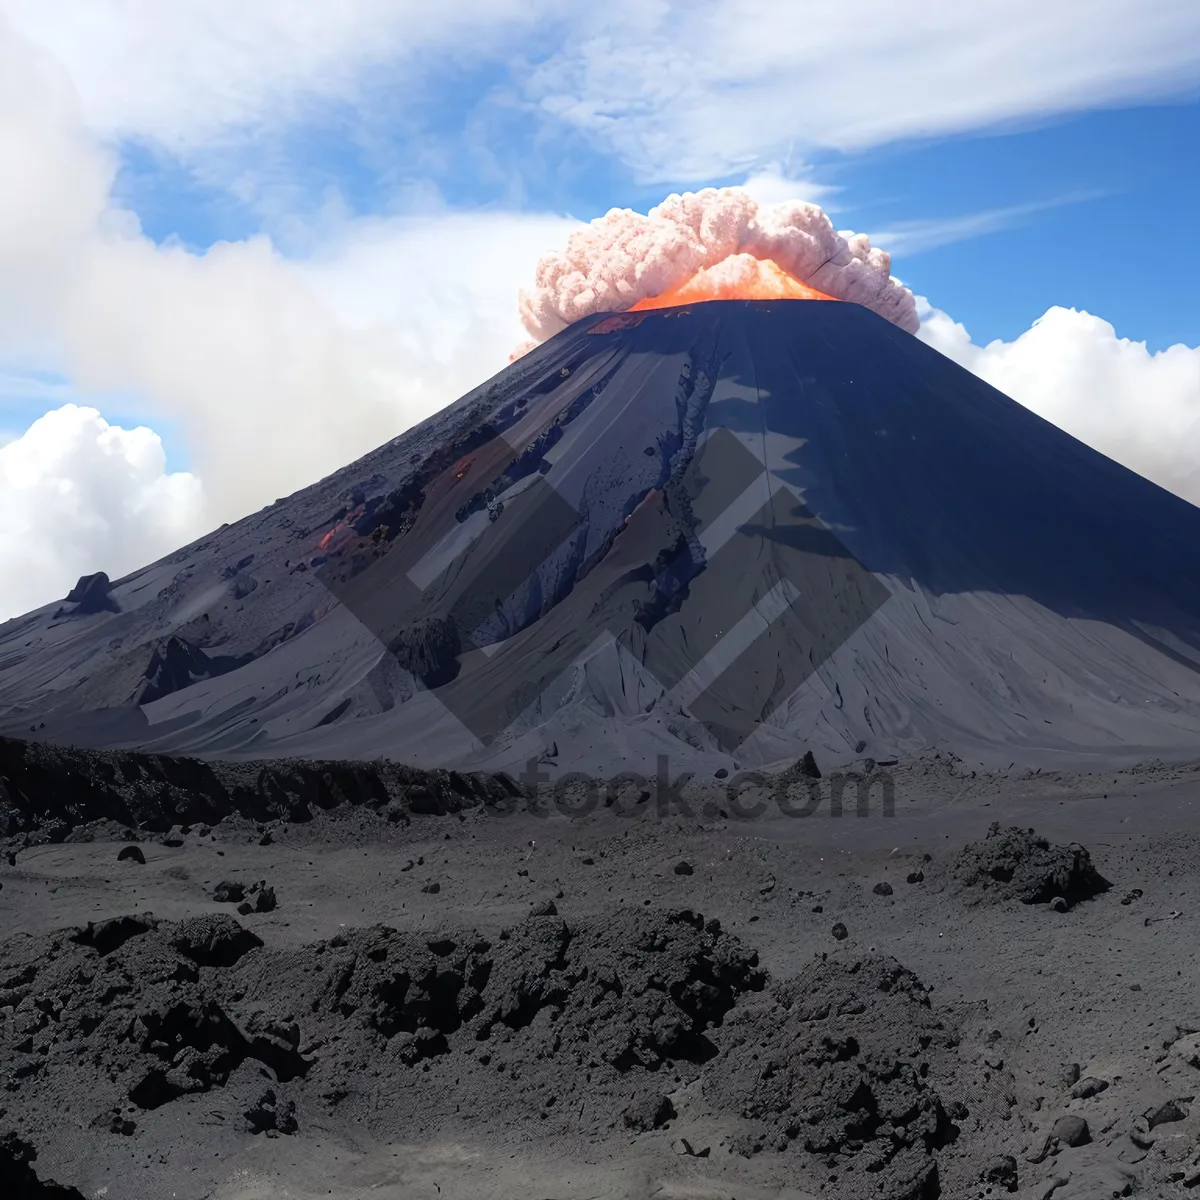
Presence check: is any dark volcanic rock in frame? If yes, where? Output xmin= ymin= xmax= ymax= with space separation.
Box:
xmin=0 ymin=915 xmax=310 ymax=1144
xmin=1070 ymin=1076 xmax=1108 ymax=1099
xmin=981 ymin=1154 xmax=1019 ymax=1191
xmin=1147 ymin=1099 xmax=1189 ymax=1129
xmin=0 ymin=904 xmax=1019 ymax=1198
xmin=704 ymin=954 xmax=952 ymax=1200
xmin=170 ymin=914 xmax=263 ymax=967
xmin=953 ymin=823 xmax=1111 ymax=906
xmin=127 ymin=997 xmax=310 ymax=1110
xmin=623 ymin=1092 xmax=676 ymax=1131
xmin=64 ymin=572 xmax=118 ymax=615
xmin=72 ymin=913 xmax=157 ymax=956
xmin=0 ymin=735 xmax=521 ymax=849
xmin=482 ymin=910 xmax=762 ymax=1069
xmin=135 ymin=636 xmax=252 ymax=705
xmin=1051 ymin=1114 xmax=1090 ymax=1146
xmin=116 ymin=844 xmax=145 ymax=864
xmin=796 ymin=751 xmax=821 ymax=779
xmin=291 ymin=908 xmax=765 ymax=1131
xmin=244 ymin=1088 xmax=297 ymax=1135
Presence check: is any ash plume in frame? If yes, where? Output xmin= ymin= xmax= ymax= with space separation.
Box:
xmin=518 ymin=187 xmax=919 ymax=344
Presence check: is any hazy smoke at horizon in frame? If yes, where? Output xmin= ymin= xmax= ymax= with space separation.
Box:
xmin=517 ymin=188 xmax=919 ymax=347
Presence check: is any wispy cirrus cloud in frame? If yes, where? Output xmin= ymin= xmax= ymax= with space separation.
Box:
xmin=524 ymin=1 xmax=1200 ymax=182
xmin=866 ymin=191 xmax=1108 ymax=258
xmin=4 ymin=1 xmax=1199 ymax=191
xmin=0 ymin=368 xmax=70 ymax=404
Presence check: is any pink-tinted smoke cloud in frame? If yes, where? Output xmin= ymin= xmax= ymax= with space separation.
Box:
xmin=517 ymin=188 xmax=919 ymax=349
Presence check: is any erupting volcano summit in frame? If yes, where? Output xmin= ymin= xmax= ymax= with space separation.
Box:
xmin=515 ymin=188 xmax=920 ymax=352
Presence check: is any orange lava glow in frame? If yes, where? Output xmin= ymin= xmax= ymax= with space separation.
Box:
xmin=630 ymin=255 xmax=837 ymax=312
xmin=319 ymin=504 xmax=365 ymax=553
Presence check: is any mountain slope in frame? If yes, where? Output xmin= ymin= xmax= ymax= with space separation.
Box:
xmin=4 ymin=299 xmax=1200 ymax=774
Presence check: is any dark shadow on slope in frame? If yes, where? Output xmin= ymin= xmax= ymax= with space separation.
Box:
xmin=0 ymin=1134 xmax=86 ymax=1199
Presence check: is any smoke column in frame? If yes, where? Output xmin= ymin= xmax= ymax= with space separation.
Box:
xmin=517 ymin=188 xmax=919 ymax=348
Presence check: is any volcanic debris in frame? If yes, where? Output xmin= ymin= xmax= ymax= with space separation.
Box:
xmin=952 ymin=823 xmax=1110 ymax=907
xmin=705 ymin=954 xmax=954 ymax=1199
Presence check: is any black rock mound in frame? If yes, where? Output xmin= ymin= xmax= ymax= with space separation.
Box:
xmin=391 ymin=615 xmax=461 ymax=687
xmin=0 ymin=906 xmax=1039 ymax=1198
xmin=135 ymin=636 xmax=251 ymax=705
xmin=63 ymin=572 xmax=118 ymax=615
xmin=706 ymin=953 xmax=954 ymax=1200
xmin=953 ymin=823 xmax=1111 ymax=906
xmin=0 ymin=907 xmax=764 ymax=1185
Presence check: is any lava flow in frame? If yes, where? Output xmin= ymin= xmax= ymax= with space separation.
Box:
xmin=630 ymin=254 xmax=837 ymax=311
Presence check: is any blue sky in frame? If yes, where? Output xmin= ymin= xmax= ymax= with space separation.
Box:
xmin=113 ymin=87 xmax=1199 ymax=354
xmin=9 ymin=89 xmax=1199 ymax=470
xmin=842 ymin=100 xmax=1200 ymax=351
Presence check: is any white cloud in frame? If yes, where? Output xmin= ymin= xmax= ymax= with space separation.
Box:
xmin=0 ymin=405 xmax=206 ymax=619
xmin=0 ymin=14 xmax=579 ymax=619
xmin=527 ymin=1 xmax=1200 ymax=181
xmin=52 ymin=212 xmax=574 ymax=516
xmin=0 ymin=0 xmax=550 ymax=150
xmin=4 ymin=2 xmax=1198 ymax=188
xmin=736 ymin=164 xmax=836 ymax=208
xmin=918 ymin=300 xmax=1200 ymax=505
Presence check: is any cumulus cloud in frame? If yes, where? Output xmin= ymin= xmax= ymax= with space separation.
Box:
xmin=518 ymin=187 xmax=918 ymax=343
xmin=919 ymin=301 xmax=1200 ymax=505
xmin=0 ymin=405 xmax=205 ymax=619
xmin=0 ymin=14 xmax=575 ymax=620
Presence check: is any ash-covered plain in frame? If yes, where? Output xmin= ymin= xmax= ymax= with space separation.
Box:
xmin=4 ymin=737 xmax=1200 ymax=1199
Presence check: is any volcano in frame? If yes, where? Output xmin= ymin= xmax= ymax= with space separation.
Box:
xmin=5 ymin=299 xmax=1200 ymax=775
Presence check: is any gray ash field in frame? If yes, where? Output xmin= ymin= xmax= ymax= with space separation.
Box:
xmin=4 ymin=299 xmax=1200 ymax=1198
xmin=4 ymin=738 xmax=1200 ymax=1199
